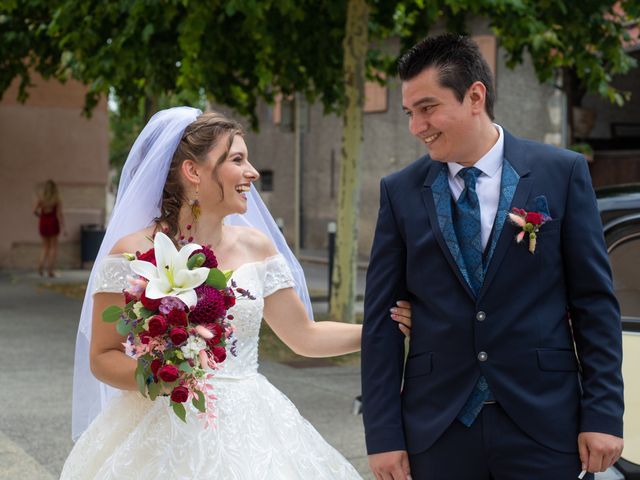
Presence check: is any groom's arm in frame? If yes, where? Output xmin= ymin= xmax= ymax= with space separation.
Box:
xmin=362 ymin=177 xmax=408 ymax=455
xmin=561 ymin=155 xmax=624 ymax=437
xmin=560 ymin=155 xmax=624 ymax=472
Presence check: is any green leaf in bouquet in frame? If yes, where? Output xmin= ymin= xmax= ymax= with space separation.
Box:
xmin=127 ymin=308 xmax=138 ymax=320
xmin=102 ymin=305 xmax=123 ymax=323
xmin=139 ymin=307 xmax=156 ymax=320
xmin=116 ymin=318 xmax=130 ymax=336
xmin=187 ymin=252 xmax=206 ymax=269
xmin=147 ymin=379 xmax=161 ymax=400
xmin=223 ymin=270 xmax=233 ymax=283
xmin=205 ymin=268 xmax=228 ymax=289
xmin=179 ymin=361 xmax=193 ymax=373
xmin=135 ymin=364 xmax=147 ymax=397
xmin=192 ymin=389 xmax=206 ymax=413
xmin=171 ymin=401 xmax=187 ymax=422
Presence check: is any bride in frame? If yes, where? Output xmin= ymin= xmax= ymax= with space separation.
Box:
xmin=61 ymin=107 xmax=412 ymax=479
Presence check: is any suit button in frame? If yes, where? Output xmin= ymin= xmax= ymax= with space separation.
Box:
xmin=477 ymin=351 xmax=488 ymax=362
xmin=476 ymin=311 xmax=486 ymax=322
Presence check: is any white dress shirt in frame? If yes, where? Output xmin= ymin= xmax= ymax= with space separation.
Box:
xmin=447 ymin=124 xmax=504 ymax=250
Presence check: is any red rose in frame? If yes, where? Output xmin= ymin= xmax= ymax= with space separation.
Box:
xmin=167 ymin=308 xmax=188 ymax=327
xmin=141 ymin=290 xmax=162 ymax=311
xmin=150 ymin=358 xmax=163 ymax=378
xmin=525 ymin=211 xmax=544 ymax=225
xmin=170 ymin=385 xmax=189 ymax=403
xmin=139 ymin=331 xmax=152 ymax=345
xmin=136 ymin=248 xmax=156 ymax=266
xmin=169 ymin=327 xmax=188 ymax=346
xmin=157 ymin=364 xmax=180 ymax=382
xmin=224 ymin=294 xmax=236 ymax=309
xmin=213 ymin=346 xmax=227 ymax=363
xmin=204 ymin=322 xmax=223 ymax=348
xmin=148 ymin=315 xmax=168 ymax=337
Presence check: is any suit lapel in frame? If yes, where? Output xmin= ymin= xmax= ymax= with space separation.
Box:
xmin=422 ymin=163 xmax=476 ymax=299
xmin=479 ymin=133 xmax=533 ymax=298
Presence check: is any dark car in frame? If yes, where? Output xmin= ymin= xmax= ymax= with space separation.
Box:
xmin=596 ymin=184 xmax=640 ymax=480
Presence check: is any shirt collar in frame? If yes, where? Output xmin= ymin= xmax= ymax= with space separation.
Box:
xmin=447 ymin=124 xmax=504 ymax=180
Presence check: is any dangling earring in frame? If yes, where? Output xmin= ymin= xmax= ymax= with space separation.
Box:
xmin=183 ymin=184 xmax=200 ymax=244
xmin=190 ymin=184 xmax=201 ymax=223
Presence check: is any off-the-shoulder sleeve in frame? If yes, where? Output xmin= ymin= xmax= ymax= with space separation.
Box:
xmin=263 ymin=254 xmax=296 ymax=297
xmin=92 ymin=256 xmax=132 ymax=294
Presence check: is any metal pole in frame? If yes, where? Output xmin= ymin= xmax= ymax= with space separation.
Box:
xmin=327 ymin=221 xmax=337 ymax=309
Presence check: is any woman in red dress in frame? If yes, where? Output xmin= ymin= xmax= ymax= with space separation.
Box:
xmin=34 ymin=180 xmax=65 ymax=277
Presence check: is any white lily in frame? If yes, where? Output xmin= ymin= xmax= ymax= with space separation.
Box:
xmin=130 ymin=232 xmax=209 ymax=308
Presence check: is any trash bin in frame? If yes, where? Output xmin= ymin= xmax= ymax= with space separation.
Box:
xmin=81 ymin=224 xmax=106 ymax=264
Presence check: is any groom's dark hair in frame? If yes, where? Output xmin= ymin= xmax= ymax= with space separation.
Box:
xmin=398 ymin=33 xmax=495 ymax=120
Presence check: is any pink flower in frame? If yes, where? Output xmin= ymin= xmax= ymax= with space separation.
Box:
xmin=508 ymin=212 xmax=526 ymax=227
xmin=516 ymin=231 xmax=525 ymax=243
xmin=195 ymin=324 xmax=213 ymax=340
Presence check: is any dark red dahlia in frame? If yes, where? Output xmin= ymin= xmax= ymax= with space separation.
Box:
xmin=136 ymin=248 xmax=156 ymax=266
xmin=188 ymin=285 xmax=227 ymax=324
xmin=192 ymin=245 xmax=218 ymax=268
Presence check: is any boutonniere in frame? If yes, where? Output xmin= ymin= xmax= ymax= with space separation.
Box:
xmin=508 ymin=207 xmax=551 ymax=254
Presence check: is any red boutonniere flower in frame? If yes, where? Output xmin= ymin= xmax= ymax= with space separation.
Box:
xmin=508 ymin=207 xmax=551 ymax=253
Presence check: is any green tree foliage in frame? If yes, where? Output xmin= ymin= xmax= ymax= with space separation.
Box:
xmin=1 ymin=0 xmax=637 ymax=322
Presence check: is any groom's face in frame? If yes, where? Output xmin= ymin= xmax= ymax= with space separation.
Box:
xmin=402 ymin=66 xmax=478 ymax=166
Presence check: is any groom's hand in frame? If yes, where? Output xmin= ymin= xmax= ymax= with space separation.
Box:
xmin=368 ymin=450 xmax=411 ymax=480
xmin=578 ymin=432 xmax=624 ymax=473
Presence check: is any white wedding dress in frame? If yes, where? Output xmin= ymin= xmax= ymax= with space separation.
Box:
xmin=61 ymin=254 xmax=362 ymax=479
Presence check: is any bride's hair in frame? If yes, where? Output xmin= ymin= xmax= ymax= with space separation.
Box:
xmin=156 ymin=112 xmax=244 ymax=239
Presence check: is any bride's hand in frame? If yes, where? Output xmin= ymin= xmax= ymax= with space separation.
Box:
xmin=391 ymin=300 xmax=412 ymax=338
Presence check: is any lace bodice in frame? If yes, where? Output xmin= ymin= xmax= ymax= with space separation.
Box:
xmin=92 ymin=254 xmax=296 ymax=378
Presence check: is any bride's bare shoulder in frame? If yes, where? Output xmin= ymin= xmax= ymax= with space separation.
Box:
xmin=109 ymin=226 xmax=157 ymax=255
xmin=226 ymin=225 xmax=278 ymax=261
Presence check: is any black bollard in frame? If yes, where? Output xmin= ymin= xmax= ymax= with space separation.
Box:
xmin=327 ymin=221 xmax=336 ymax=308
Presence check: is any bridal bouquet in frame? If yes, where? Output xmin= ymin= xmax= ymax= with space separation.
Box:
xmin=102 ymin=232 xmax=252 ymax=425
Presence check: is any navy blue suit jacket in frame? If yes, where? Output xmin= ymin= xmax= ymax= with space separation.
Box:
xmin=361 ymin=130 xmax=624 ymax=455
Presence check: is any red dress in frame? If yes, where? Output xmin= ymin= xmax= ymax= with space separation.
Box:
xmin=38 ymin=204 xmax=60 ymax=237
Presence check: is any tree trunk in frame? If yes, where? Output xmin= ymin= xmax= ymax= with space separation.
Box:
xmin=328 ymin=0 xmax=368 ymax=323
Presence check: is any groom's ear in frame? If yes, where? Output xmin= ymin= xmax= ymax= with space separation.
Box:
xmin=467 ymin=81 xmax=487 ymax=114
xmin=180 ymin=159 xmax=200 ymax=185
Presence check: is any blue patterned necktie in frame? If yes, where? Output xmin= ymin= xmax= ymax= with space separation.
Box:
xmin=453 ymin=166 xmax=492 ymax=426
xmin=453 ymin=167 xmax=484 ymax=293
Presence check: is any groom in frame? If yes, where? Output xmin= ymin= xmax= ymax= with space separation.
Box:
xmin=361 ymin=34 xmax=624 ymax=479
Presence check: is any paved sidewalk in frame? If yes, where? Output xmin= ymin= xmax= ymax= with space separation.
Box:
xmin=0 ymin=264 xmax=373 ymax=480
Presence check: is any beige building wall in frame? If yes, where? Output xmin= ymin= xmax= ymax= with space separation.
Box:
xmin=0 ymin=74 xmax=108 ymax=269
